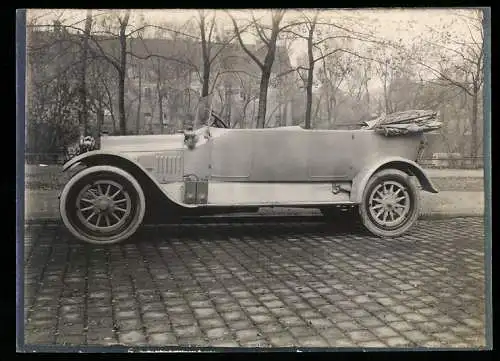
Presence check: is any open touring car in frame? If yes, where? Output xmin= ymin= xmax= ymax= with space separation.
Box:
xmin=59 ymin=109 xmax=441 ymax=244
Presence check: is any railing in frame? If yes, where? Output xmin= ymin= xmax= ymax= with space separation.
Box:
xmin=25 ymin=152 xmax=68 ymax=165
xmin=417 ymin=156 xmax=484 ymax=169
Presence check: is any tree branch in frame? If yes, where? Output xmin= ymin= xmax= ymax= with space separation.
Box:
xmin=126 ymin=25 xmax=148 ymax=38
xmin=207 ymin=25 xmax=246 ymax=66
xmin=278 ymin=20 xmax=308 ymax=32
xmin=207 ymin=14 xmax=216 ymax=46
xmin=312 ymin=48 xmax=343 ymax=64
xmin=127 ymin=51 xmax=198 ymax=69
xmin=274 ymin=66 xmax=309 ymax=78
xmin=228 ymin=13 xmax=264 ymax=69
xmin=252 ymin=14 xmax=270 ymax=45
xmin=417 ymin=61 xmax=473 ymax=96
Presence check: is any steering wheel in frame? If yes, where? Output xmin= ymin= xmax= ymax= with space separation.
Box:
xmin=209 ymin=111 xmax=229 ymax=128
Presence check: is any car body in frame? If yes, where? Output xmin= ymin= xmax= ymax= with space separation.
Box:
xmin=59 ymin=122 xmax=439 ymax=244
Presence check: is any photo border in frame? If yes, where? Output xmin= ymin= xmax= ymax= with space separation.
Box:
xmin=15 ymin=7 xmax=493 ymax=353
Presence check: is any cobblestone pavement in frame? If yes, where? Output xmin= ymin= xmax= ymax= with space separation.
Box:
xmin=22 ymin=217 xmax=486 ymax=349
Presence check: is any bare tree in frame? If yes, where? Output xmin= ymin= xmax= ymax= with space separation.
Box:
xmin=27 ymin=16 xmax=82 ymax=155
xmin=197 ymin=10 xmax=227 ymax=124
xmin=402 ymin=9 xmax=484 ymax=162
xmin=32 ymin=10 xmax=149 ymax=135
xmin=116 ymin=11 xmax=131 ymax=134
xmin=368 ymin=44 xmax=415 ymax=115
xmin=86 ymin=52 xmax=119 ymax=139
xmin=78 ymin=10 xmax=93 ymax=137
xmin=229 ymin=10 xmax=288 ymax=128
xmin=135 ymin=62 xmax=143 ymax=134
xmin=135 ymin=16 xmax=240 ymax=129
xmin=314 ymin=50 xmax=354 ymax=127
xmin=280 ymin=11 xmax=388 ymax=128
xmin=154 ymin=59 xmax=165 ymax=134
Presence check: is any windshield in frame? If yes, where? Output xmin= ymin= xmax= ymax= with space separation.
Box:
xmin=189 ymin=94 xmax=228 ymax=131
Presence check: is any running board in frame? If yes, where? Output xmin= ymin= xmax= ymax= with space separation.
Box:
xmin=161 ymin=181 xmax=354 ymax=207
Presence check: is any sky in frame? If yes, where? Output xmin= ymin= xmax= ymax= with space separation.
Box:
xmin=27 ymin=8 xmax=484 ymax=92
xmin=27 ymin=8 xmax=482 ymax=61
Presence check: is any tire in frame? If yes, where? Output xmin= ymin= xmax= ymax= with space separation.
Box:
xmin=59 ymin=166 xmax=146 ymax=245
xmin=359 ymin=169 xmax=420 ymax=237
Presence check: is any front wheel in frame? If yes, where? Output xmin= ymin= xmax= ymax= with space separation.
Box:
xmin=59 ymin=166 xmax=146 ymax=245
xmin=359 ymin=169 xmax=420 ymax=237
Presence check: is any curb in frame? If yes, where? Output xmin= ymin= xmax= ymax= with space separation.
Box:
xmin=23 ymin=213 xmax=485 ymax=225
xmin=418 ymin=213 xmax=484 ymax=220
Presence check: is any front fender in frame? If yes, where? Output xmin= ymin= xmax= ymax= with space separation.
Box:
xmin=350 ymin=157 xmax=439 ymax=204
xmin=61 ymin=150 xmax=196 ymax=209
xmin=62 ymin=150 xmax=131 ymax=172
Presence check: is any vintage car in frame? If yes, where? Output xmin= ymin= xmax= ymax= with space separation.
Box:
xmin=59 ymin=111 xmax=440 ymax=245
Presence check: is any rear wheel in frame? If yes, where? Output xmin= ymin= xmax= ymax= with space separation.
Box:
xmin=359 ymin=169 xmax=420 ymax=237
xmin=60 ymin=166 xmax=146 ymax=245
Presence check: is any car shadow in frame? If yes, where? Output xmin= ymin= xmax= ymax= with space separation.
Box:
xmin=42 ymin=215 xmax=425 ymax=254
xmin=134 ymin=215 xmax=369 ymax=241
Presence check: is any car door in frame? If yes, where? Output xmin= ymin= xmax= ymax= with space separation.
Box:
xmin=209 ymin=128 xmax=253 ymax=181
xmin=250 ymin=128 xmax=309 ymax=182
xmin=306 ymin=130 xmax=355 ymax=180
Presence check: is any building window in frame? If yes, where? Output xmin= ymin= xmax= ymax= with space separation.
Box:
xmin=127 ymin=66 xmax=137 ymax=79
xmin=269 ymin=78 xmax=280 ymax=88
xmin=144 ymin=87 xmax=151 ymax=98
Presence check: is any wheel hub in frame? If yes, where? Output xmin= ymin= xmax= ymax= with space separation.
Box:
xmin=95 ymin=196 xmax=112 ymax=212
xmin=381 ymin=196 xmax=396 ymax=208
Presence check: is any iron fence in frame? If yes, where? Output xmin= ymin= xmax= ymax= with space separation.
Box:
xmin=24 ymin=152 xmax=68 ymax=165
xmin=417 ymin=157 xmax=484 ymax=169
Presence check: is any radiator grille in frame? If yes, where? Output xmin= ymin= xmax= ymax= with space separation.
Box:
xmin=154 ymin=151 xmax=184 ymax=182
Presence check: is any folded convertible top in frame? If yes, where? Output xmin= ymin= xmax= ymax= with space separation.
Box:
xmin=362 ymin=110 xmax=442 ymax=136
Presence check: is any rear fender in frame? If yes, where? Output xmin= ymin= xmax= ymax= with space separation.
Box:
xmin=62 ymin=151 xmax=196 ymax=209
xmin=350 ymin=157 xmax=439 ymax=204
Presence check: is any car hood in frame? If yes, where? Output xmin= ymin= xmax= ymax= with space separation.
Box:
xmin=100 ymin=134 xmax=185 ymax=153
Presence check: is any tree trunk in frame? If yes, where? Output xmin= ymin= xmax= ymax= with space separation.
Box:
xmin=304 ymin=20 xmax=316 ymax=129
xmin=200 ymin=62 xmax=211 ymax=125
xmin=118 ymin=11 xmax=130 ymax=135
xmin=200 ymin=14 xmax=211 ymax=126
xmin=149 ymin=111 xmax=153 ymax=134
xmin=329 ymin=95 xmax=337 ymax=127
xmin=230 ymin=11 xmax=283 ymax=128
xmin=227 ymin=100 xmax=232 ymax=128
xmin=96 ymin=103 xmax=103 ymax=149
xmin=471 ymin=86 xmax=479 ymax=166
xmin=313 ymin=94 xmax=322 ymax=123
xmin=78 ymin=10 xmax=92 ymax=137
xmin=383 ymin=78 xmax=390 ymax=114
xmin=201 ymin=62 xmax=210 ymax=99
xmin=136 ymin=65 xmax=142 ymax=135
xmin=157 ymin=61 xmax=164 ymax=134
xmin=256 ymin=74 xmax=271 ymax=128
xmin=158 ymin=93 xmax=164 ymax=134
xmin=305 ymin=66 xmax=314 ymax=129
xmin=364 ymin=78 xmax=370 ymax=114
xmin=118 ymin=69 xmax=126 ymax=135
